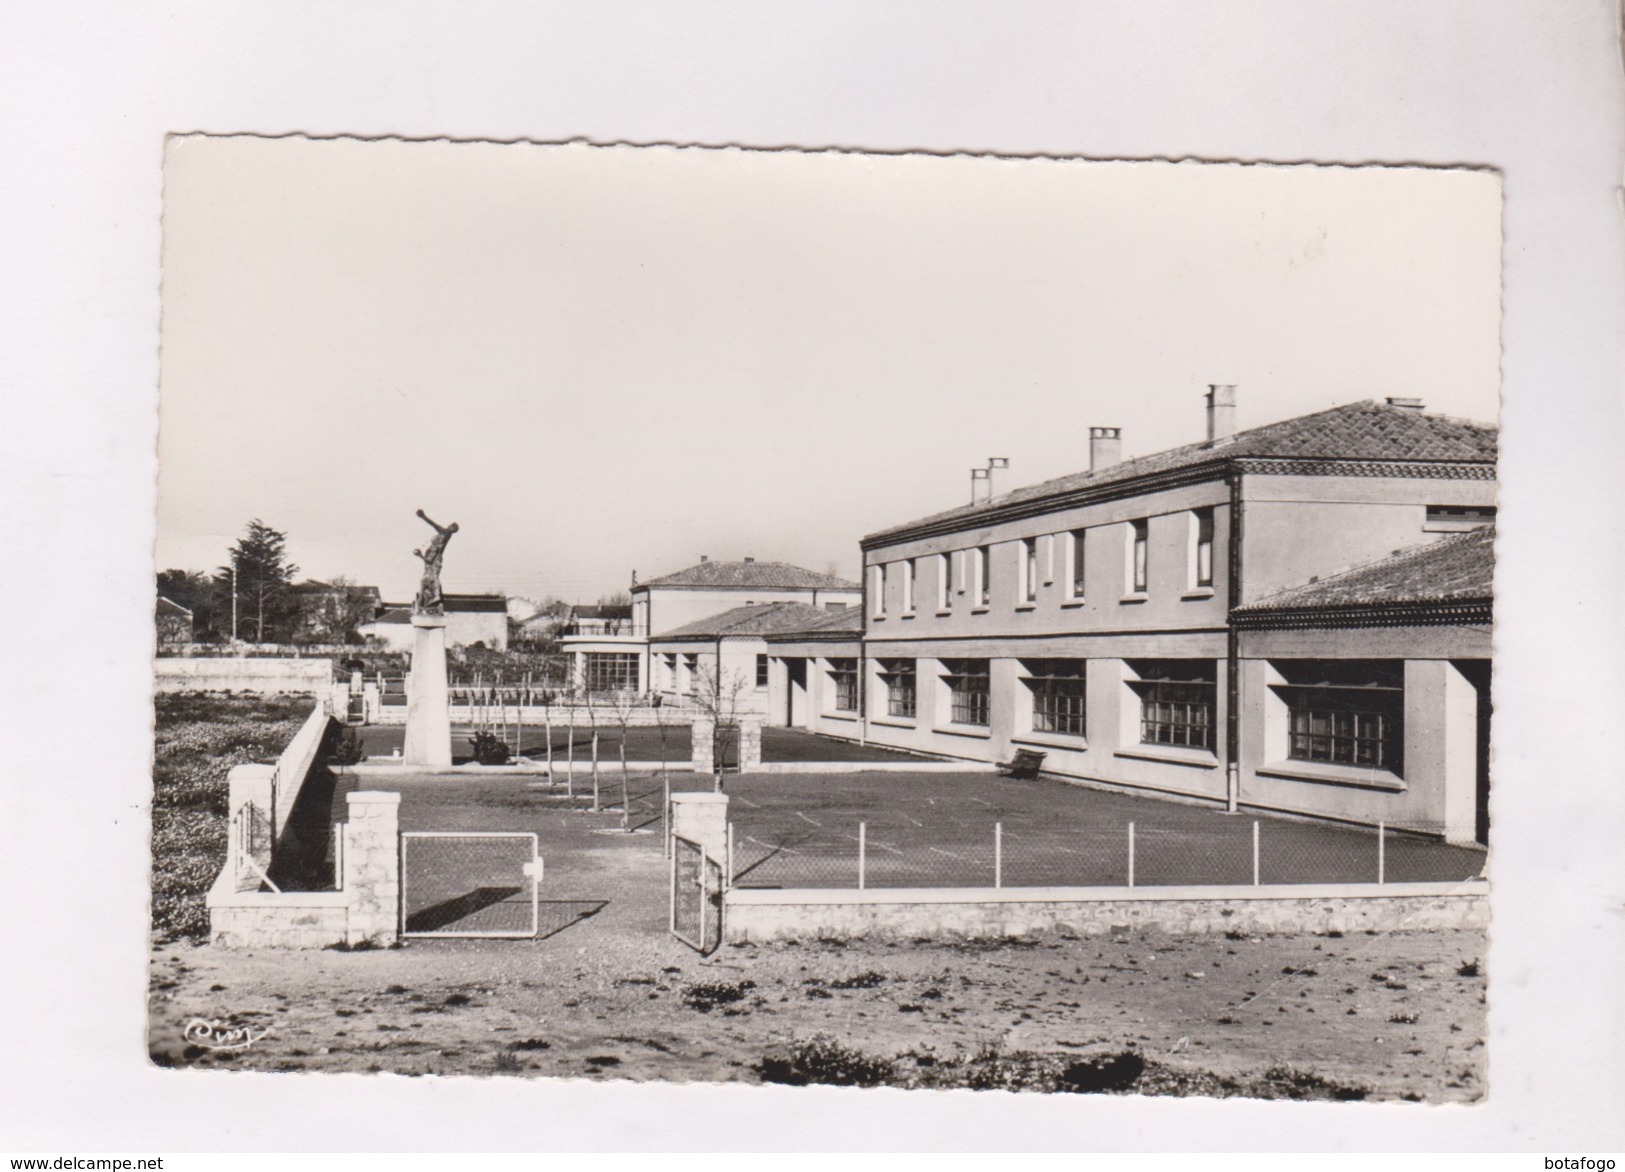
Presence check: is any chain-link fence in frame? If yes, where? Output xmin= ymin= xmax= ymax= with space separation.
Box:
xmin=728 ymin=815 xmax=1486 ymax=890
xmin=400 ymin=832 xmax=540 ymax=937
xmin=671 ymin=835 xmax=723 ymax=953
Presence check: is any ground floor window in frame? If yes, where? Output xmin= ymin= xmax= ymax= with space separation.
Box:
xmin=879 ymin=658 xmax=917 ymax=718
xmin=943 ymin=658 xmax=991 ymax=726
xmin=1273 ymin=660 xmax=1404 ymax=771
xmin=829 ymin=659 xmax=859 ymax=712
xmin=756 ymin=653 xmax=769 ymax=689
xmin=1131 ymin=659 xmax=1216 ymax=749
xmin=584 ymin=652 xmax=639 ymax=693
xmin=661 ymin=653 xmax=677 ymax=690
xmin=683 ymin=653 xmax=700 ymax=693
xmin=1024 ymin=659 xmax=1086 ymax=737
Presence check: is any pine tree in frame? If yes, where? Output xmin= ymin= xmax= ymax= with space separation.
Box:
xmin=217 ymin=519 xmax=299 ymax=643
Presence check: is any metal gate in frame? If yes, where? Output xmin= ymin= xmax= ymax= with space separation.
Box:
xmin=400 ymin=832 xmax=542 ymax=938
xmin=670 ymin=834 xmax=722 ymax=953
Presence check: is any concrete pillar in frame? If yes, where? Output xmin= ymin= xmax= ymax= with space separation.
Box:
xmin=363 ymin=681 xmax=381 ymax=723
xmin=1441 ymin=662 xmax=1481 ymax=846
xmin=404 ymin=614 xmax=451 ymax=766
xmin=691 ymin=717 xmax=716 ymax=774
xmin=670 ymin=791 xmax=729 ymax=863
xmin=341 ymin=790 xmax=400 ymax=946
xmin=738 ymin=717 xmax=762 ymax=770
xmin=227 ymin=763 xmax=276 ymax=892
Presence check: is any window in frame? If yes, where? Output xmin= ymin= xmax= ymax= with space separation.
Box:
xmin=662 ymin=652 xmax=677 ymax=689
xmin=1068 ymin=529 xmax=1087 ymax=598
xmin=829 ymin=659 xmax=859 ymax=712
xmin=937 ymin=552 xmax=952 ymax=610
xmin=1274 ymin=660 xmax=1404 ymax=771
xmin=1131 ymin=660 xmax=1216 ymax=749
xmin=683 ymin=653 xmax=699 ymax=692
xmin=1194 ymin=508 xmax=1215 ymax=589
xmin=943 ymin=658 xmax=991 ymax=726
xmin=755 ymin=653 xmax=769 ymax=689
xmin=1025 ymin=659 xmax=1086 ymax=737
xmin=1425 ymin=505 xmax=1497 ymax=532
xmin=584 ymin=652 xmax=639 ymax=693
xmin=1128 ymin=520 xmax=1149 ymax=594
xmin=975 ymin=545 xmax=991 ymax=607
xmin=871 ymin=565 xmax=887 ymax=616
xmin=1021 ymin=537 xmax=1038 ymax=603
xmin=902 ymin=558 xmax=916 ymax=613
xmin=879 ymin=658 xmax=917 ymax=719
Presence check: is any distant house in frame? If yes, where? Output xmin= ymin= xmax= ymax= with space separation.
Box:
xmin=156 ymin=595 xmax=194 ymax=647
xmin=357 ymin=592 xmax=510 ymax=651
xmin=563 ymin=557 xmax=861 ymax=694
xmin=289 ymin=579 xmax=383 ymax=643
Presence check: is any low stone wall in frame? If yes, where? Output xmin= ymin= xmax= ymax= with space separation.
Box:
xmin=723 ymin=881 xmax=1489 ymax=942
xmin=369 ymin=703 xmax=688 ymax=728
xmin=207 ymin=791 xmax=401 ymax=949
xmin=271 ymin=703 xmax=335 ymax=839
xmin=154 ymin=656 xmax=334 ymax=698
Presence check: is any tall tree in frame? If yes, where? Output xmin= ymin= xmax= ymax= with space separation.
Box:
xmin=217 ymin=519 xmax=299 ymax=643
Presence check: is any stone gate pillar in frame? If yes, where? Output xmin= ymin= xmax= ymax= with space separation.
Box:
xmin=342 ymin=790 xmax=400 ymax=946
xmin=670 ymin=791 xmax=730 ymax=864
xmin=738 ymin=717 xmax=762 ymax=771
xmin=691 ymin=717 xmax=716 ymax=774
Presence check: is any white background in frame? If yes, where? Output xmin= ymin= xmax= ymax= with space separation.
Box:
xmin=2 ymin=0 xmax=1622 ymax=1154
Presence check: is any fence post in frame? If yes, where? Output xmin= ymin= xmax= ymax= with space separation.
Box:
xmin=1377 ymin=821 xmax=1386 ymax=885
xmin=726 ymin=821 xmax=735 ymax=891
xmin=858 ymin=822 xmax=866 ymax=890
xmin=663 ymin=774 xmax=672 ymax=860
xmin=1252 ymin=820 xmax=1260 ymax=887
xmin=591 ymin=730 xmax=601 ymax=811
xmin=1127 ymin=822 xmax=1136 ymax=888
xmin=994 ymin=822 xmax=1003 ymax=889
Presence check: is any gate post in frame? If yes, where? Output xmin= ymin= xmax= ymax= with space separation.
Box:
xmin=227 ymin=764 xmax=277 ymax=892
xmin=670 ymin=792 xmax=729 ymax=863
xmin=690 ymin=717 xmax=716 ymax=775
xmin=342 ymin=791 xmax=400 ymax=947
xmin=738 ymin=717 xmax=762 ymax=771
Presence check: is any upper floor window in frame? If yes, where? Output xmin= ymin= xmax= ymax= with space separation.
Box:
xmin=1193 ymin=508 xmax=1215 ymax=589
xmin=975 ymin=545 xmax=991 ymax=607
xmin=901 ymin=558 xmax=916 ymax=614
xmin=1128 ymin=519 xmax=1149 ymax=595
xmin=1425 ymin=505 xmax=1497 ymax=532
xmin=937 ymin=552 xmax=953 ymax=611
xmin=1021 ymin=537 xmax=1039 ymax=603
xmin=1067 ymin=529 xmax=1087 ymax=598
xmin=871 ymin=565 xmax=886 ymax=617
xmin=755 ymin=653 xmax=769 ymax=689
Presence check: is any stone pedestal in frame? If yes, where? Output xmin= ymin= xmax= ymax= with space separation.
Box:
xmin=403 ymin=613 xmax=451 ymax=766
xmin=739 ymin=717 xmax=762 ymax=771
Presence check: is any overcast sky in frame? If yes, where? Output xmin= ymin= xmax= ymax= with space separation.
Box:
xmin=156 ymin=138 xmax=1502 ymax=603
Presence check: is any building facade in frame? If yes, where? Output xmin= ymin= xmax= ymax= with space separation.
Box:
xmin=764 ymin=389 xmax=1495 ymax=844
xmin=564 ymin=558 xmax=860 ymax=695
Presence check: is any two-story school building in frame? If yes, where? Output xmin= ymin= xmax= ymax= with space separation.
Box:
xmin=764 ymin=387 xmax=1496 ymax=844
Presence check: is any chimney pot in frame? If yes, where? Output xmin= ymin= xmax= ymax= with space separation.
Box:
xmin=1089 ymin=427 xmax=1122 ymax=472
xmin=700 ymin=554 xmax=708 ymax=563
xmin=743 ymin=556 xmax=755 ymax=563
xmin=1206 ymin=384 xmax=1238 ymax=441
xmin=1385 ymin=396 xmax=1426 ymax=412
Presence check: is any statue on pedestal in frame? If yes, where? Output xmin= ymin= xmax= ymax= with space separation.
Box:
xmin=412 ymin=509 xmax=459 ymax=616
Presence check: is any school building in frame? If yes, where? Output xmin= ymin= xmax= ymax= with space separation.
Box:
xmin=760 ymin=387 xmax=1496 ymax=845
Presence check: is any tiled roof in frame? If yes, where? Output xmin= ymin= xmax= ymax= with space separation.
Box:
xmin=764 ymin=605 xmax=864 ymax=639
xmin=1235 ymin=524 xmax=1495 ymax=614
xmin=637 ymin=559 xmax=860 ymax=591
xmin=865 ymin=400 xmax=1498 ymax=543
xmin=654 ymin=602 xmax=855 ymax=641
xmin=156 ymin=595 xmax=193 ymax=617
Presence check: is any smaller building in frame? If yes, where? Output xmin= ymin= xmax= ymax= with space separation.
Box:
xmin=357 ymin=593 xmax=510 ymax=651
xmin=155 ymin=595 xmax=194 ymax=647
xmin=650 ymin=602 xmax=864 ymax=718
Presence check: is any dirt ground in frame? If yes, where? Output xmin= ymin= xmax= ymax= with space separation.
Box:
xmin=149 ymin=926 xmax=1486 ymax=1099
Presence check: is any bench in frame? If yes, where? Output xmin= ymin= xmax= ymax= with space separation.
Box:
xmin=998 ymin=748 xmax=1047 ymax=779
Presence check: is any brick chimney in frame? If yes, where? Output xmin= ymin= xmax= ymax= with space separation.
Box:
xmin=1089 ymin=427 xmax=1122 ymax=472
xmin=1206 ymin=384 xmax=1237 ymax=441
xmin=743 ymin=556 xmax=755 ymax=563
xmin=699 ymin=554 xmax=708 ymax=563
xmin=1385 ymin=396 xmax=1425 ymax=412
